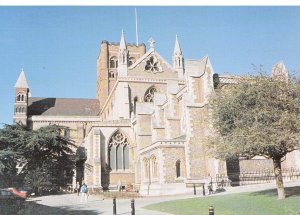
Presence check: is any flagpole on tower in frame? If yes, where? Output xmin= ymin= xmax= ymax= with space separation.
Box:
xmin=135 ymin=8 xmax=139 ymax=46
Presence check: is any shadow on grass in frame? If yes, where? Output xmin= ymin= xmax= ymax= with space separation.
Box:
xmin=4 ymin=200 xmax=101 ymax=215
xmin=251 ymin=186 xmax=300 ymax=198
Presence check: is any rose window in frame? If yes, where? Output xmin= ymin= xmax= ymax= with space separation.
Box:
xmin=145 ymin=56 xmax=162 ymax=73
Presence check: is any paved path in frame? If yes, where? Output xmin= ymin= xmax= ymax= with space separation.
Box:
xmin=20 ymin=181 xmax=300 ymax=215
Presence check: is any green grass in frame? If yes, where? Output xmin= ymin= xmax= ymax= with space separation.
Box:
xmin=144 ymin=186 xmax=300 ymax=215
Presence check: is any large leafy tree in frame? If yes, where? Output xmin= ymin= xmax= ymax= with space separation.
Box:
xmin=0 ymin=124 xmax=76 ymax=194
xmin=209 ymin=75 xmax=300 ymax=199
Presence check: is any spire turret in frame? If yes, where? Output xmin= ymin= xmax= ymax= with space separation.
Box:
xmin=118 ymin=30 xmax=128 ymax=77
xmin=173 ymin=34 xmax=182 ymax=55
xmin=172 ymin=35 xmax=184 ymax=79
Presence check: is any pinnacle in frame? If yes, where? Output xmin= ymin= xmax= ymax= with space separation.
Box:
xmin=174 ymin=34 xmax=182 ymax=54
xmin=119 ymin=30 xmax=126 ymax=50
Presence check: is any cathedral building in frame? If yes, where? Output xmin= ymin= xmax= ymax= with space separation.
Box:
xmin=13 ymin=32 xmax=300 ymax=195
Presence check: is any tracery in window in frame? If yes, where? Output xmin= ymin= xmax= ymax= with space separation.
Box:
xmin=108 ymin=130 xmax=129 ymax=170
xmin=144 ymin=87 xmax=157 ymax=102
xmin=145 ymin=56 xmax=162 ymax=73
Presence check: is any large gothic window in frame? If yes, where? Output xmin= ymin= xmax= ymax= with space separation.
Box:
xmin=108 ymin=131 xmax=129 ymax=170
xmin=144 ymin=87 xmax=157 ymax=102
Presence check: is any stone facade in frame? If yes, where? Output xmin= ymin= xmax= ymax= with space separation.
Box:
xmin=13 ymin=32 xmax=300 ymax=196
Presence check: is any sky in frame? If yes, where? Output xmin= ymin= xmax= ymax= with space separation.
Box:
xmin=0 ymin=6 xmax=300 ymax=125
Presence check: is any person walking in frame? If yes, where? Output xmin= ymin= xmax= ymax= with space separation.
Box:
xmin=206 ymin=174 xmax=213 ymax=195
xmin=80 ymin=183 xmax=88 ymax=202
xmin=76 ymin=182 xmax=81 ymax=196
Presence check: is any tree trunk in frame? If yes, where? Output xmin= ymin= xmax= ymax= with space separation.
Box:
xmin=272 ymin=157 xmax=285 ymax=199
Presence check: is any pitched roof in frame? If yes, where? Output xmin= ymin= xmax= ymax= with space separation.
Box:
xmin=28 ymin=97 xmax=100 ymax=116
xmin=15 ymin=69 xmax=29 ymax=88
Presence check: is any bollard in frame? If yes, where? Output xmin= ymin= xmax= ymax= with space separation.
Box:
xmin=202 ymin=184 xmax=206 ymax=196
xmin=193 ymin=184 xmax=196 ymax=195
xmin=131 ymin=199 xmax=135 ymax=215
xmin=113 ymin=197 xmax=117 ymax=215
xmin=208 ymin=206 xmax=214 ymax=215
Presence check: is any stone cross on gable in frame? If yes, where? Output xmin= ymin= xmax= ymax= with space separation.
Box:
xmin=148 ymin=37 xmax=155 ymax=49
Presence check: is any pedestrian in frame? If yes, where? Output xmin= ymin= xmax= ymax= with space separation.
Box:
xmin=206 ymin=174 xmax=213 ymax=195
xmin=80 ymin=182 xmax=88 ymax=202
xmin=76 ymin=182 xmax=80 ymax=196
xmin=117 ymin=180 xmax=122 ymax=192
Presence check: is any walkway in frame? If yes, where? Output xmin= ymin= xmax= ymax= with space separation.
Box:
xmin=20 ymin=181 xmax=300 ymax=215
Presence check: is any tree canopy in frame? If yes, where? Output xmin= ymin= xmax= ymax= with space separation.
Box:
xmin=0 ymin=124 xmax=76 ymax=194
xmin=209 ymin=75 xmax=300 ymax=199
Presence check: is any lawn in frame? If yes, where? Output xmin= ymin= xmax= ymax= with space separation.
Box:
xmin=144 ymin=186 xmax=300 ymax=215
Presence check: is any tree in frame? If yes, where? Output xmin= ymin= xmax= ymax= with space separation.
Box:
xmin=0 ymin=124 xmax=76 ymax=194
xmin=0 ymin=124 xmax=28 ymax=187
xmin=209 ymin=75 xmax=300 ymax=199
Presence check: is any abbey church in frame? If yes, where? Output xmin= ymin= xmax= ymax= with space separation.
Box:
xmin=13 ymin=33 xmax=300 ymax=195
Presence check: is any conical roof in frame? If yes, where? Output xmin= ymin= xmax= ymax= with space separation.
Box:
xmin=14 ymin=69 xmax=29 ymax=88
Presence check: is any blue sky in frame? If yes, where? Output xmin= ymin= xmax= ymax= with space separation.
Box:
xmin=1 ymin=6 xmax=300 ymax=125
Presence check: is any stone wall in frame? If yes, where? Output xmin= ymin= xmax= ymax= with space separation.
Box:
xmin=162 ymin=147 xmax=186 ymax=183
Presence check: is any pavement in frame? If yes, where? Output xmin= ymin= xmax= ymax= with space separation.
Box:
xmin=19 ymin=181 xmax=300 ymax=215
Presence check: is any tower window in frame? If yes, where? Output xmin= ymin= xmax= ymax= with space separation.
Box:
xmin=110 ymin=57 xmax=118 ymax=68
xmin=16 ymin=93 xmax=25 ymax=102
xmin=109 ymin=71 xmax=115 ymax=78
xmin=108 ymin=130 xmax=129 ymax=170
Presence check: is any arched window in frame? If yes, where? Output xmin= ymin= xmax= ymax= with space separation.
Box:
xmin=143 ymin=158 xmax=149 ymax=179
xmin=133 ymin=97 xmax=138 ymax=115
xmin=16 ymin=93 xmax=25 ymax=102
xmin=144 ymin=87 xmax=157 ymax=102
xmin=15 ymin=108 xmax=18 ymax=113
xmin=151 ymin=156 xmax=158 ymax=178
xmin=108 ymin=130 xmax=129 ymax=170
xmin=176 ymin=160 xmax=181 ymax=178
xmin=110 ymin=57 xmax=118 ymax=68
xmin=109 ymin=70 xmax=115 ymax=78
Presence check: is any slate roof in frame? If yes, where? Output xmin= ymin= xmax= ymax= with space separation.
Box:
xmin=28 ymin=97 xmax=100 ymax=116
